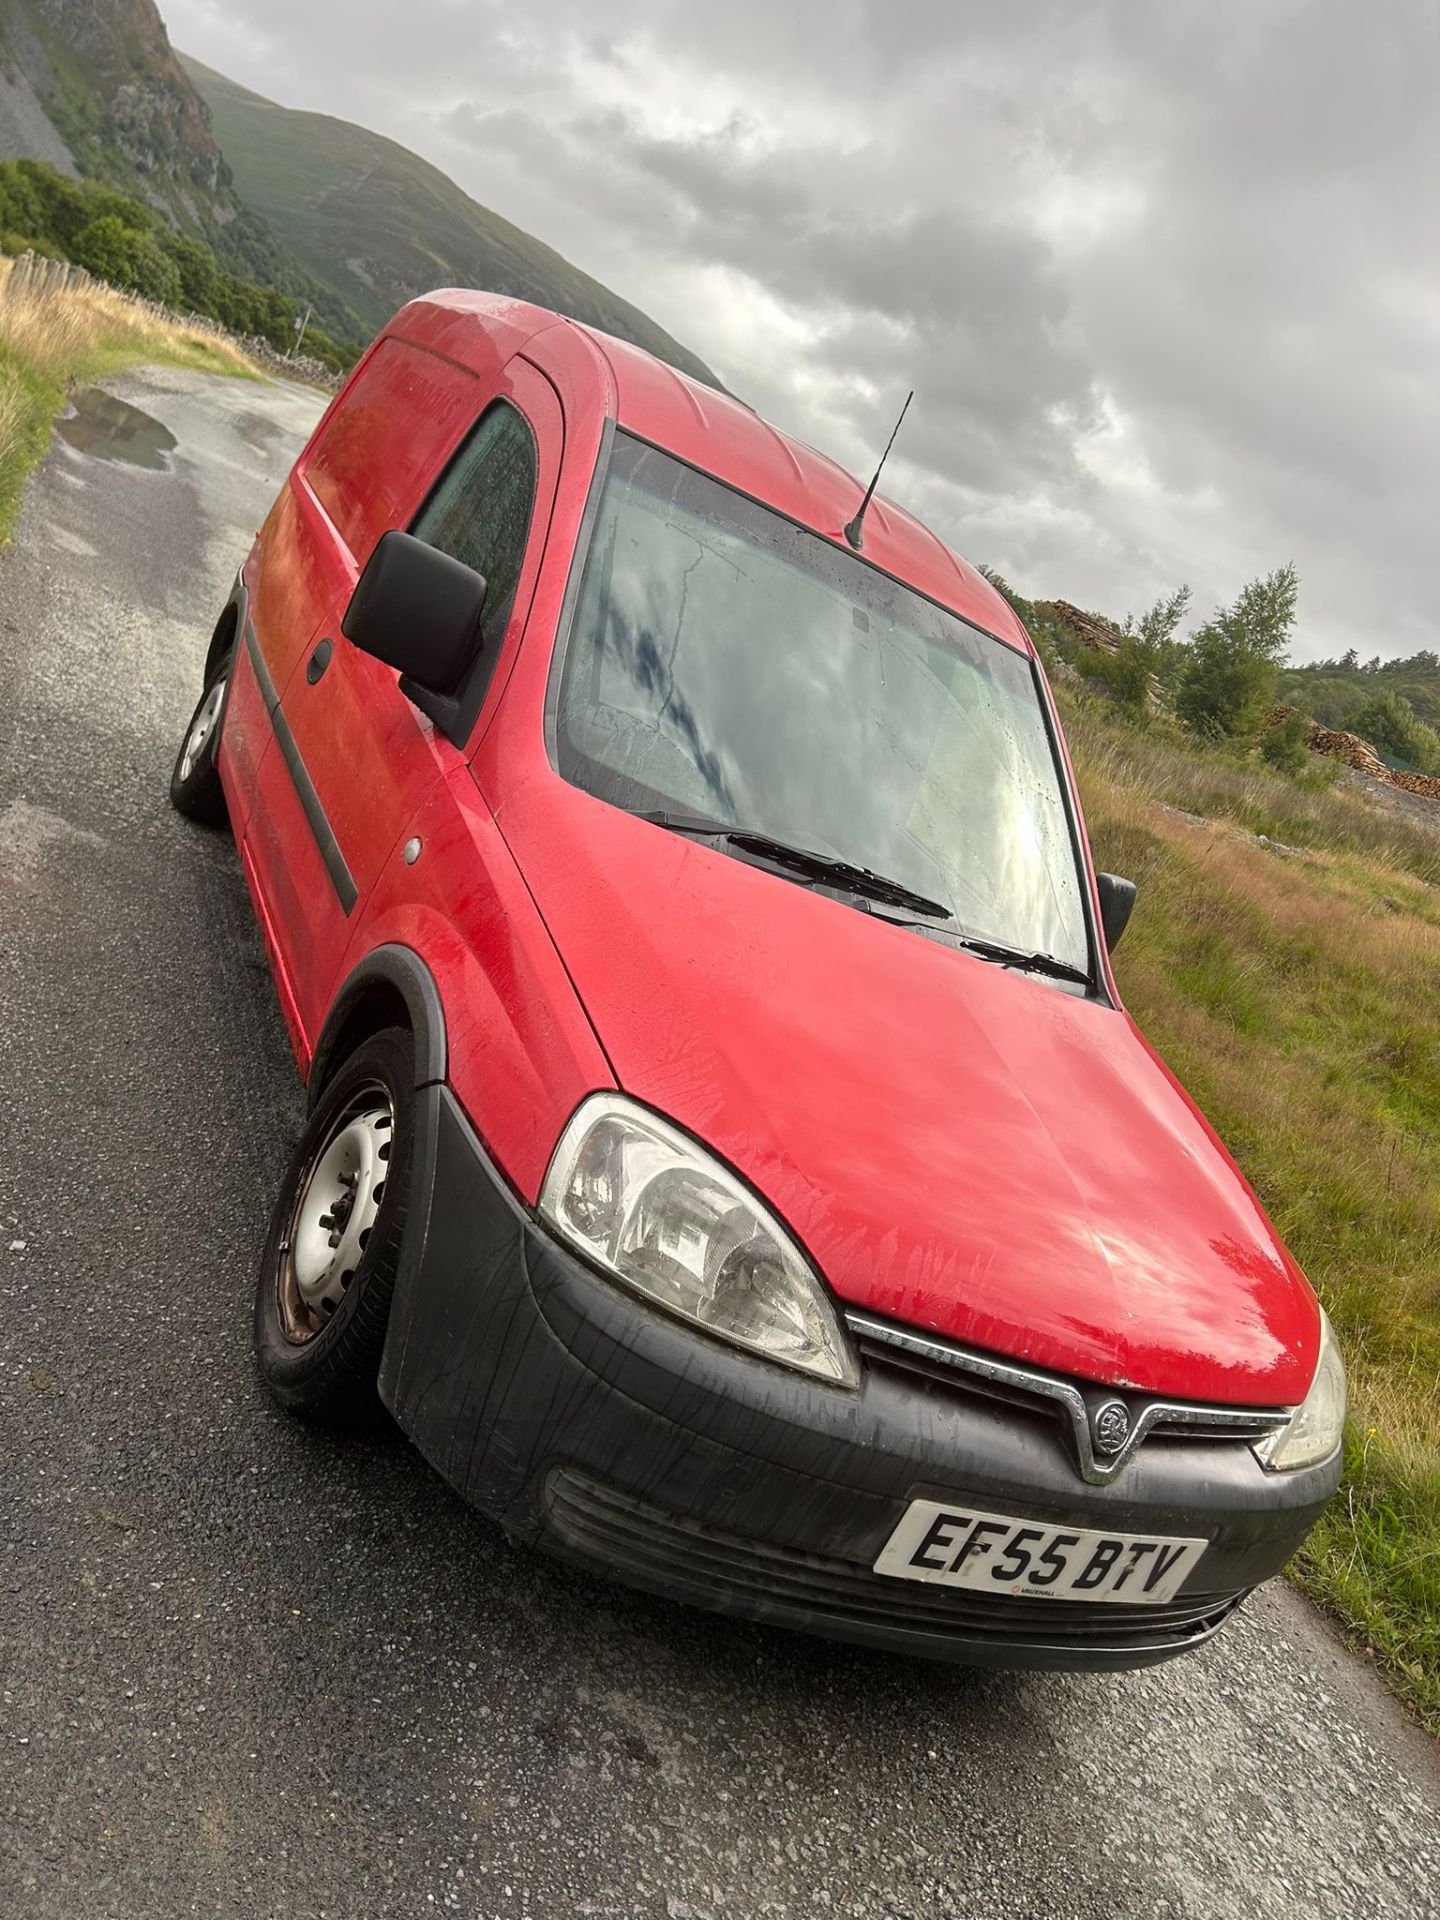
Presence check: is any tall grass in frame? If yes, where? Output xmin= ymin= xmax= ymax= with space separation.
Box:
xmin=1068 ymin=711 xmax=1440 ymax=885
xmin=0 ymin=260 xmax=258 ymax=539
xmin=1065 ymin=690 xmax=1440 ymax=1728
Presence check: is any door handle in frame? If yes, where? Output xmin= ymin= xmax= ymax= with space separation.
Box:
xmin=306 ymin=638 xmax=334 ymax=685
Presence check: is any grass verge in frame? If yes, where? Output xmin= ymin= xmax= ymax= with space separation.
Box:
xmin=1065 ymin=690 xmax=1440 ymax=1731
xmin=0 ymin=261 xmax=259 ymax=541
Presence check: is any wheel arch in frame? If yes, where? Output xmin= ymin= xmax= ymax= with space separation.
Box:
xmin=204 ymin=574 xmax=248 ymax=687
xmin=308 ymin=945 xmax=448 ymax=1108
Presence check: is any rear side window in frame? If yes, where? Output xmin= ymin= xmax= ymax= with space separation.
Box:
xmin=303 ymin=338 xmax=482 ymax=562
xmin=411 ymin=401 xmax=538 ymax=654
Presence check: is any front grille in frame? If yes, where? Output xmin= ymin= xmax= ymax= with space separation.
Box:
xmin=847 ymin=1310 xmax=1288 ymax=1486
xmin=545 ymin=1468 xmax=1245 ymax=1652
xmin=852 ymin=1330 xmax=1073 ymax=1434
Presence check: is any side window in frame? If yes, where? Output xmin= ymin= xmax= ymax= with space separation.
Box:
xmin=303 ymin=338 xmax=482 ymax=562
xmin=412 ymin=401 xmax=538 ymax=655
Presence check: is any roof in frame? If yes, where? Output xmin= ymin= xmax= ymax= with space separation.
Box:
xmin=390 ymin=291 xmax=1031 ymax=652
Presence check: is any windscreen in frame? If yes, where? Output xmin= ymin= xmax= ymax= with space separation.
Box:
xmin=554 ymin=434 xmax=1090 ymax=971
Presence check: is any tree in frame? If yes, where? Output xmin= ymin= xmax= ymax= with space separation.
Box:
xmin=0 ymin=155 xmax=360 ymax=373
xmin=124 ymin=232 xmax=184 ymax=307
xmin=0 ymin=161 xmax=47 ymax=246
xmin=70 ymin=214 xmax=146 ymax=289
xmin=977 ymin=565 xmax=1032 ymax=622
xmin=1350 ymin=690 xmax=1440 ymax=773
xmin=1175 ymin=564 xmax=1298 ymax=739
xmin=1078 ymin=584 xmax=1192 ymax=716
xmin=70 ymin=214 xmax=181 ymax=306
xmin=160 ymin=232 xmax=221 ymax=315
xmin=13 ymin=159 xmax=94 ymax=249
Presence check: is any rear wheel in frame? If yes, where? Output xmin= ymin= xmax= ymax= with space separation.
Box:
xmin=254 ymin=1027 xmax=415 ymax=1426
xmin=169 ymin=646 xmax=232 ymax=824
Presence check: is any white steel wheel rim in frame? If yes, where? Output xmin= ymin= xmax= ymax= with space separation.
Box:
xmin=280 ymin=1087 xmax=395 ymax=1342
xmin=180 ymin=677 xmax=226 ymax=783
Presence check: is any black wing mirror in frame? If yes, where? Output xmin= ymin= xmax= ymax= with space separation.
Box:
xmin=1095 ymin=872 xmax=1137 ymax=952
xmin=342 ymin=530 xmax=487 ymax=740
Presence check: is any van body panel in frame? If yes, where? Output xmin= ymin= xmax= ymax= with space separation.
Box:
xmin=204 ymin=289 xmax=1340 ymax=1670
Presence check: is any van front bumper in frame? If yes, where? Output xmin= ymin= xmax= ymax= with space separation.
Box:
xmin=378 ymin=1086 xmax=1341 ymax=1670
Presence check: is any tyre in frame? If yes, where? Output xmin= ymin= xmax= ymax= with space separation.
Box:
xmin=169 ymin=645 xmax=232 ymax=824
xmin=254 ymin=1027 xmax=415 ymax=1426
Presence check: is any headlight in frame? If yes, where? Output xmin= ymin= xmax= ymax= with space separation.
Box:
xmin=538 ymin=1094 xmax=859 ymax=1388
xmin=1254 ymin=1307 xmax=1346 ymax=1471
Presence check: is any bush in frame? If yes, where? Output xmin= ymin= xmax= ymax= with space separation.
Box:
xmin=1260 ymin=706 xmax=1312 ymax=775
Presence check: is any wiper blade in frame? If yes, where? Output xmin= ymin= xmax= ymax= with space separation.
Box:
xmin=952 ymin=933 xmax=1091 ymax=984
xmin=635 ymin=809 xmax=735 ymax=838
xmin=634 ymin=811 xmax=953 ymax=921
xmin=728 ymin=833 xmax=953 ymax=919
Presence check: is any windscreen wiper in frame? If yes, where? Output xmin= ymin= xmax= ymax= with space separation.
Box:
xmin=638 ymin=810 xmax=1089 ymax=979
xmin=948 ymin=932 xmax=1091 ymax=984
xmin=636 ymin=810 xmax=953 ymax=921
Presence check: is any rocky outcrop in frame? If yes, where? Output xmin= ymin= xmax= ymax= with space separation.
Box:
xmin=0 ymin=11 xmax=76 ymax=175
xmin=0 ymin=0 xmax=242 ymax=226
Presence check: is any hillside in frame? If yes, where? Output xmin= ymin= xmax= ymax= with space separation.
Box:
xmin=180 ymin=55 xmax=722 ymax=387
xmin=1278 ymin=651 xmax=1440 ymax=734
xmin=0 ymin=0 xmax=365 ymax=344
xmin=0 ymin=0 xmax=233 ymax=224
xmin=1061 ymin=691 xmax=1440 ymax=1731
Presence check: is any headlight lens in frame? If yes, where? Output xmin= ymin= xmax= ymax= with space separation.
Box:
xmin=1254 ymin=1307 xmax=1346 ymax=1472
xmin=538 ymin=1094 xmax=859 ymax=1388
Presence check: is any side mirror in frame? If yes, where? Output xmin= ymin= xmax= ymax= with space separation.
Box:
xmin=342 ymin=530 xmax=487 ymax=738
xmin=1095 ymin=872 xmax=1137 ymax=952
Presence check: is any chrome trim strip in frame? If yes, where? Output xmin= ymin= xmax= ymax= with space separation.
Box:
xmin=844 ymin=1310 xmax=1291 ymax=1487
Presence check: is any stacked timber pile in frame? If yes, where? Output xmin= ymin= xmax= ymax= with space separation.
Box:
xmin=1386 ymin=767 xmax=1440 ymax=802
xmin=1035 ymin=601 xmax=1122 ymax=654
xmin=1304 ymin=721 xmax=1390 ymax=778
xmin=1267 ymin=707 xmax=1440 ymax=805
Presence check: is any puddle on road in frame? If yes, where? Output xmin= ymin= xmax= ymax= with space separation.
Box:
xmin=56 ymin=388 xmax=177 ymax=470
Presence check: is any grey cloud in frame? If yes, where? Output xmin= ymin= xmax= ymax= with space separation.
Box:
xmin=446 ymin=100 xmax=1098 ymax=495
xmin=165 ymin=0 xmax=1439 ymax=657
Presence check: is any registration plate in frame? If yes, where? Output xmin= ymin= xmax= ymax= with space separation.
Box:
xmin=875 ymin=1500 xmax=1208 ymax=1605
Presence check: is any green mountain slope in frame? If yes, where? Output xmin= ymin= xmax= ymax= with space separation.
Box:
xmin=180 ymin=55 xmax=720 ymax=387
xmin=0 ymin=0 xmax=365 ymax=344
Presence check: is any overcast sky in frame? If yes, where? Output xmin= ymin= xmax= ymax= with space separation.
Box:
xmin=163 ymin=0 xmax=1437 ymax=661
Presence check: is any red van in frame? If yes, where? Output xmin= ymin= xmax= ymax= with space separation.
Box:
xmin=171 ymin=292 xmax=1343 ymax=1668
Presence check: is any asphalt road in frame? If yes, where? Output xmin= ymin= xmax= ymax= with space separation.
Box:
xmin=2 ymin=367 xmax=1438 ymax=1920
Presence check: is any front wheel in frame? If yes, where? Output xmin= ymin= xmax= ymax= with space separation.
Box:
xmin=169 ymin=647 xmax=232 ymax=824
xmin=254 ymin=1027 xmax=415 ymax=1427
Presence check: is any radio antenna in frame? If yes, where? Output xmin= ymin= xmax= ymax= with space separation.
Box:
xmin=843 ymin=390 xmax=913 ymax=551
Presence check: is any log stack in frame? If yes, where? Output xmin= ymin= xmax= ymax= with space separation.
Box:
xmin=1266 ymin=707 xmax=1440 ymax=804
xmin=1036 ymin=601 xmax=1122 ymax=655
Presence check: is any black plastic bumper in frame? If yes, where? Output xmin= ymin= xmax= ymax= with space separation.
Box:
xmin=377 ymin=1086 xmax=1341 ymax=1670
